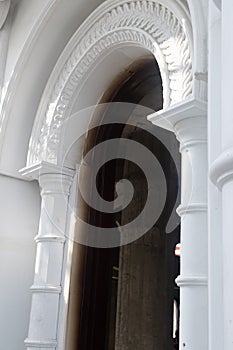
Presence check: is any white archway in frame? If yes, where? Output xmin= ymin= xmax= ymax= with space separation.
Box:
xmin=19 ymin=1 xmax=208 ymax=350
xmin=26 ymin=0 xmax=193 ymax=168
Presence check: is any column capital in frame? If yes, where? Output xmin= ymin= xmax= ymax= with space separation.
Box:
xmin=147 ymin=98 xmax=207 ymax=132
xmin=20 ymin=161 xmax=75 ymax=195
xmin=20 ymin=161 xmax=74 ymax=179
xmin=148 ymin=98 xmax=207 ymax=152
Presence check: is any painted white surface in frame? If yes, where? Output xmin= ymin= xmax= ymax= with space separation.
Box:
xmin=217 ymin=1 xmax=233 ymax=348
xmin=210 ymin=1 xmax=233 ymax=348
xmin=208 ymin=2 xmax=223 ymax=350
xmin=0 ymin=174 xmax=40 ymax=350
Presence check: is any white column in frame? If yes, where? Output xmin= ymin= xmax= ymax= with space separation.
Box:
xmin=210 ymin=2 xmax=233 ymax=349
xmin=20 ymin=162 xmax=74 ymax=350
xmin=208 ymin=1 xmax=223 ymax=350
xmin=148 ymin=98 xmax=208 ymax=350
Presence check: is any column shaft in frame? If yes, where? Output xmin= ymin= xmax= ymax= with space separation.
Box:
xmin=24 ymin=171 xmax=73 ymax=350
xmin=175 ymin=116 xmax=208 ymax=350
xmin=148 ymin=99 xmax=208 ymax=350
xmin=211 ymin=2 xmax=233 ymax=348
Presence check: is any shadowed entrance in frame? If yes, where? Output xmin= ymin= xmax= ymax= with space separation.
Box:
xmin=65 ymin=57 xmax=180 ymax=350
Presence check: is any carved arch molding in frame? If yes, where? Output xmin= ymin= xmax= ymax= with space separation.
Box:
xmin=28 ymin=0 xmax=193 ymax=166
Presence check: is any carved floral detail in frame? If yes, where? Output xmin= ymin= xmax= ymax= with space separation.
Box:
xmin=28 ymin=0 xmax=192 ymax=165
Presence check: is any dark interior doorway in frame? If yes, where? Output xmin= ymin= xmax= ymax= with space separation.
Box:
xmin=65 ymin=57 xmax=180 ymax=350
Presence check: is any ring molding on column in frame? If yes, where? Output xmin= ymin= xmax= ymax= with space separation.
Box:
xmin=30 ymin=285 xmax=62 ymax=294
xmin=34 ymin=234 xmax=66 ymax=244
xmin=24 ymin=338 xmax=57 ymax=348
xmin=177 ymin=203 xmax=208 ymax=216
xmin=176 ymin=275 xmax=208 ymax=287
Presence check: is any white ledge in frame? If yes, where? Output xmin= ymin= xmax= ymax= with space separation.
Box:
xmin=210 ymin=147 xmax=233 ymax=189
xmin=147 ymin=98 xmax=207 ymax=132
xmin=176 ymin=275 xmax=208 ymax=287
xmin=19 ymin=161 xmax=74 ymax=181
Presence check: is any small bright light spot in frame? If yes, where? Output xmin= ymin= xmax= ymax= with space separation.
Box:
xmin=175 ymin=243 xmax=181 ymax=257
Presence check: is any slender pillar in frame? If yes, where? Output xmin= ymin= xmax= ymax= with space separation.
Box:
xmin=20 ymin=163 xmax=74 ymax=350
xmin=210 ymin=2 xmax=233 ymax=349
xmin=208 ymin=2 xmax=223 ymax=350
xmin=148 ymin=99 xmax=208 ymax=350
xmin=211 ymin=148 xmax=233 ymax=350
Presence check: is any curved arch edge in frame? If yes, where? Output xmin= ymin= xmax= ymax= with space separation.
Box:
xmin=26 ymin=0 xmax=194 ymax=169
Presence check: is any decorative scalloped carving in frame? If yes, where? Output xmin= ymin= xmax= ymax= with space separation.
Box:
xmin=29 ymin=0 xmax=193 ymax=165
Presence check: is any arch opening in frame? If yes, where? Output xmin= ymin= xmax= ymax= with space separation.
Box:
xmin=65 ymin=57 xmax=180 ymax=350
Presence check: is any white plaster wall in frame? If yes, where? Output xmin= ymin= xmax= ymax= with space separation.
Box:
xmin=0 ymin=175 xmax=40 ymax=350
xmin=4 ymin=0 xmax=54 ymax=84
xmin=4 ymin=0 xmax=106 ymax=86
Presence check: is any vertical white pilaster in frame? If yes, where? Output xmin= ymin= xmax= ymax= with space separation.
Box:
xmin=148 ymin=98 xmax=208 ymax=350
xmin=208 ymin=1 xmax=223 ymax=350
xmin=211 ymin=148 xmax=233 ymax=350
xmin=210 ymin=2 xmax=233 ymax=349
xmin=20 ymin=162 xmax=74 ymax=350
